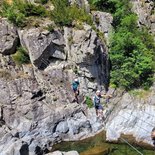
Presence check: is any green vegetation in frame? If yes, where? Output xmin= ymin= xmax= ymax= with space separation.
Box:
xmin=74 ymin=21 xmax=84 ymax=30
xmin=44 ymin=24 xmax=55 ymax=32
xmin=12 ymin=47 xmax=30 ymax=65
xmin=129 ymin=89 xmax=151 ymax=99
xmin=0 ymin=0 xmax=93 ymax=28
xmin=51 ymin=0 xmax=93 ymax=26
xmin=91 ymin=0 xmax=155 ymax=90
xmin=0 ymin=0 xmax=48 ymax=27
xmin=85 ymin=96 xmax=93 ymax=108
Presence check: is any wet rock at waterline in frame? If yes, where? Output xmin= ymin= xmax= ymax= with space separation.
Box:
xmin=47 ymin=151 xmax=79 ymax=155
xmin=105 ymin=92 xmax=155 ymax=146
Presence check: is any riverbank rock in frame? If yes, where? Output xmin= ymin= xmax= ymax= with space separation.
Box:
xmin=47 ymin=150 xmax=79 ymax=155
xmin=105 ymin=90 xmax=155 ymax=146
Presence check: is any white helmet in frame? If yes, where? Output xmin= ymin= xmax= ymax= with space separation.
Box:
xmin=74 ymin=78 xmax=79 ymax=82
xmin=96 ymin=90 xmax=101 ymax=94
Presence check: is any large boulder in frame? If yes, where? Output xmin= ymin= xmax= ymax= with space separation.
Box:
xmin=0 ymin=18 xmax=19 ymax=55
xmin=56 ymin=121 xmax=69 ymax=134
xmin=18 ymin=28 xmax=66 ymax=69
xmin=0 ymin=137 xmax=29 ymax=155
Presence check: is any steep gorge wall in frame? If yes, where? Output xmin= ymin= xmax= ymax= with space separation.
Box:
xmin=0 ymin=7 xmax=112 ymax=154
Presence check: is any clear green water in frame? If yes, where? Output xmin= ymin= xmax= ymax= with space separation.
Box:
xmin=52 ymin=132 xmax=155 ymax=155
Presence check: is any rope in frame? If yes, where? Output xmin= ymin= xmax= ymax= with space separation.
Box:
xmin=108 ymin=126 xmax=144 ymax=154
xmin=108 ymin=124 xmax=144 ymax=155
xmin=121 ymin=137 xmax=144 ymax=155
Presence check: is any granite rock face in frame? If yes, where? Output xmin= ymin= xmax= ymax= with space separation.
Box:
xmin=18 ymin=28 xmax=66 ymax=69
xmin=92 ymin=11 xmax=113 ymax=39
xmin=0 ymin=18 xmax=19 ymax=55
xmin=0 ymin=10 xmax=111 ymax=154
xmin=17 ymin=21 xmax=110 ymax=97
xmin=105 ymin=88 xmax=155 ymax=146
xmin=0 ymin=75 xmax=105 ymax=154
xmin=132 ymin=0 xmax=155 ymax=35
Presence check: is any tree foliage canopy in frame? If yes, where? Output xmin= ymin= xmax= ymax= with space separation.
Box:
xmin=90 ymin=0 xmax=155 ymax=90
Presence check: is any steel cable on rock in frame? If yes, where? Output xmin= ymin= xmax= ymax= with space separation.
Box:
xmin=104 ymin=99 xmax=155 ymax=154
xmin=108 ymin=126 xmax=144 ymax=155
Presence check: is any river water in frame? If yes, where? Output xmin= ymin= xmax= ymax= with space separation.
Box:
xmin=52 ymin=131 xmax=155 ymax=155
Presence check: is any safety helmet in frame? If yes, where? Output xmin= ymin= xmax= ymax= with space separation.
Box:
xmin=96 ymin=90 xmax=101 ymax=94
xmin=74 ymin=78 xmax=79 ymax=82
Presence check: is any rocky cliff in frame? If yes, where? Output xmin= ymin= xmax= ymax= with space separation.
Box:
xmin=0 ymin=5 xmax=112 ymax=154
xmin=0 ymin=0 xmax=155 ymax=155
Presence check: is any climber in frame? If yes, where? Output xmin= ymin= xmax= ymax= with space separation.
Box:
xmin=93 ymin=90 xmax=104 ymax=119
xmin=72 ymin=78 xmax=80 ymax=103
xmin=151 ymin=127 xmax=155 ymax=146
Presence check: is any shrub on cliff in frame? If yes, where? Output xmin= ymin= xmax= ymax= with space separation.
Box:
xmin=12 ymin=47 xmax=30 ymax=65
xmin=0 ymin=0 xmax=47 ymax=27
xmin=85 ymin=96 xmax=93 ymax=108
xmin=51 ymin=0 xmax=92 ymax=26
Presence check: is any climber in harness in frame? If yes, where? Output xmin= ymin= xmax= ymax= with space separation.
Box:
xmin=93 ymin=90 xmax=104 ymax=119
xmin=72 ymin=78 xmax=80 ymax=103
xmin=151 ymin=127 xmax=155 ymax=146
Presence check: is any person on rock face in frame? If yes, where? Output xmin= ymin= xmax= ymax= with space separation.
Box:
xmin=151 ymin=127 xmax=155 ymax=146
xmin=93 ymin=90 xmax=104 ymax=119
xmin=72 ymin=78 xmax=80 ymax=103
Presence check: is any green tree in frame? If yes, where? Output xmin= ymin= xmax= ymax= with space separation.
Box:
xmin=91 ymin=0 xmax=155 ymax=90
xmin=12 ymin=47 xmax=30 ymax=65
xmin=109 ymin=1 xmax=155 ymax=90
